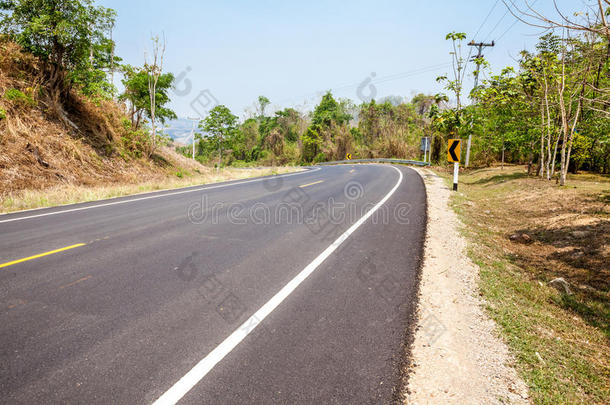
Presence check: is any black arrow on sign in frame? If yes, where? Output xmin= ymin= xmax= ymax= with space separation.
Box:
xmin=449 ymin=141 xmax=460 ymax=162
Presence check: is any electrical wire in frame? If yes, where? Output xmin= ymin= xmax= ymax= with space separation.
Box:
xmin=474 ymin=0 xmax=500 ymax=39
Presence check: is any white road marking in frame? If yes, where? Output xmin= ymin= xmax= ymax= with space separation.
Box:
xmin=152 ymin=166 xmax=404 ymax=405
xmin=0 ymin=168 xmax=321 ymax=224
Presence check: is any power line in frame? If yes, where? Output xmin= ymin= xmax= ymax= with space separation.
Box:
xmin=279 ymin=62 xmax=452 ymax=106
xmin=490 ymin=0 xmax=541 ymax=50
xmin=361 ymin=63 xmax=451 ymax=86
xmin=484 ymin=8 xmax=510 ymax=42
xmin=474 ymin=0 xmax=500 ymax=39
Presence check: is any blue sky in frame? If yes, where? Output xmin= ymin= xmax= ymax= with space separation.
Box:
xmin=98 ymin=0 xmax=581 ymax=119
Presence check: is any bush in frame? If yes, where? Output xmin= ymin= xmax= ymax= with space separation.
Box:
xmin=0 ymin=107 xmax=6 ymax=120
xmin=301 ymin=126 xmax=321 ymax=162
xmin=313 ymin=152 xmax=327 ymax=164
xmin=120 ymin=127 xmax=150 ymax=159
xmin=230 ymin=160 xmax=258 ymax=168
xmin=279 ymin=142 xmax=300 ymax=165
xmin=4 ymin=88 xmax=36 ymax=107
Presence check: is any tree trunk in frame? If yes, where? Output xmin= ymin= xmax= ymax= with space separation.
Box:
xmin=557 ymin=45 xmax=569 ymax=187
xmin=550 ymin=131 xmax=559 ymax=178
xmin=539 ymin=100 xmax=545 ymax=177
xmin=501 ymin=133 xmax=505 ymax=170
xmin=543 ymin=74 xmax=553 ymax=180
xmin=527 ymin=142 xmax=534 ymax=176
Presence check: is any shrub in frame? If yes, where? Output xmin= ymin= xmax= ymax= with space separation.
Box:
xmin=0 ymin=107 xmax=6 ymax=120
xmin=4 ymin=88 xmax=36 ymax=107
xmin=313 ymin=152 xmax=327 ymax=164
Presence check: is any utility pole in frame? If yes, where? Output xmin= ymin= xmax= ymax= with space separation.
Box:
xmin=465 ymin=40 xmax=494 ymax=168
xmin=187 ymin=117 xmax=200 ymax=160
xmin=469 ymin=40 xmax=494 ymax=89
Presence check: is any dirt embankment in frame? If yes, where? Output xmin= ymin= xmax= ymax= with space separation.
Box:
xmin=404 ymin=168 xmax=529 ymax=404
xmin=407 ymin=165 xmax=609 ymax=404
xmin=0 ymin=40 xmax=192 ymax=197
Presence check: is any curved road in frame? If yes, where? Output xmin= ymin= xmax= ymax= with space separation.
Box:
xmin=0 ymin=164 xmax=426 ymax=404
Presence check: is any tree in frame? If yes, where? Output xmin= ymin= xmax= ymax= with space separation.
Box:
xmin=438 ymin=32 xmax=469 ymax=111
xmin=275 ymin=107 xmax=305 ymax=143
xmin=504 ymin=1 xmax=610 ymax=119
xmin=257 ymin=95 xmax=270 ymax=118
xmin=0 ymin=0 xmax=117 ymax=98
xmin=311 ymin=91 xmax=352 ymax=129
xmin=233 ymin=118 xmax=260 ymax=161
xmin=119 ymin=65 xmax=176 ymax=130
xmin=301 ymin=126 xmax=321 ymax=162
xmin=200 ymin=105 xmax=238 ymax=168
xmin=144 ymin=35 xmax=167 ymax=157
xmin=505 ymin=0 xmax=610 ymax=43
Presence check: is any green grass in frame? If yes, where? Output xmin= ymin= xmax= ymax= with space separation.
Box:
xmin=4 ymin=88 xmax=36 ymax=107
xmin=435 ymin=165 xmax=610 ymax=404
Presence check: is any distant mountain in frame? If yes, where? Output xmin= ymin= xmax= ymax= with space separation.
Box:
xmin=161 ymin=118 xmax=197 ymax=145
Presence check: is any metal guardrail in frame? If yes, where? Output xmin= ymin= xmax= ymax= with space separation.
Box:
xmin=316 ymin=158 xmax=431 ymax=167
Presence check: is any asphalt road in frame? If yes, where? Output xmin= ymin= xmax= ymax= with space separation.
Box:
xmin=0 ymin=164 xmax=427 ymax=404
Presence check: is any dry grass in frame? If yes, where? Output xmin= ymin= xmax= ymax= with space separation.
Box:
xmin=435 ymin=165 xmax=610 ymax=404
xmin=1 ymin=41 xmax=146 ymax=193
xmin=0 ymin=164 xmax=300 ymax=214
xmin=0 ymin=41 xmax=202 ymax=198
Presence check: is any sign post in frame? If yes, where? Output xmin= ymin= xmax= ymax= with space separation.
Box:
xmin=421 ymin=137 xmax=430 ymax=163
xmin=447 ymin=139 xmax=461 ymax=191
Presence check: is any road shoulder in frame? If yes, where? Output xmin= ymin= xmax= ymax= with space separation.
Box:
xmin=403 ymin=168 xmax=529 ymax=404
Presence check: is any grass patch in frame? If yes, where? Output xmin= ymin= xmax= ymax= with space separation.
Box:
xmin=4 ymin=87 xmax=36 ymax=107
xmin=434 ymin=164 xmax=610 ymax=404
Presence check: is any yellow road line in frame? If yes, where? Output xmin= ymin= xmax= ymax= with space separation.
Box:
xmin=0 ymin=243 xmax=86 ymax=269
xmin=299 ymin=180 xmax=324 ymax=188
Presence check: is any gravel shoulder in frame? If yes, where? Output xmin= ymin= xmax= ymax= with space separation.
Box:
xmin=403 ymin=168 xmax=529 ymax=404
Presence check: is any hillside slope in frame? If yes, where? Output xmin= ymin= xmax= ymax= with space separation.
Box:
xmin=0 ymin=40 xmax=201 ymax=197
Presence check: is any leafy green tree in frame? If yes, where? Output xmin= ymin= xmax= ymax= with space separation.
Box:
xmin=257 ymin=95 xmax=270 ymax=118
xmin=437 ymin=32 xmax=468 ymax=111
xmin=274 ymin=107 xmax=304 ymax=143
xmin=0 ymin=0 xmax=117 ymax=98
xmin=301 ymin=126 xmax=322 ymax=162
xmin=232 ymin=118 xmax=260 ymax=161
xmin=200 ymin=105 xmax=238 ymax=167
xmin=119 ymin=65 xmax=176 ymax=130
xmin=312 ymin=91 xmax=351 ymax=128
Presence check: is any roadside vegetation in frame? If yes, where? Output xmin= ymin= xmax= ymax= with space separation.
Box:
xmin=0 ymin=1 xmax=297 ymax=210
xmin=176 ymin=92 xmax=436 ymax=167
xmin=439 ymin=165 xmax=609 ymax=404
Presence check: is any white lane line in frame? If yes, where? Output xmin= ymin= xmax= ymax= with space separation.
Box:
xmin=0 ymin=168 xmax=321 ymax=224
xmin=152 ymin=166 xmax=403 ymax=405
